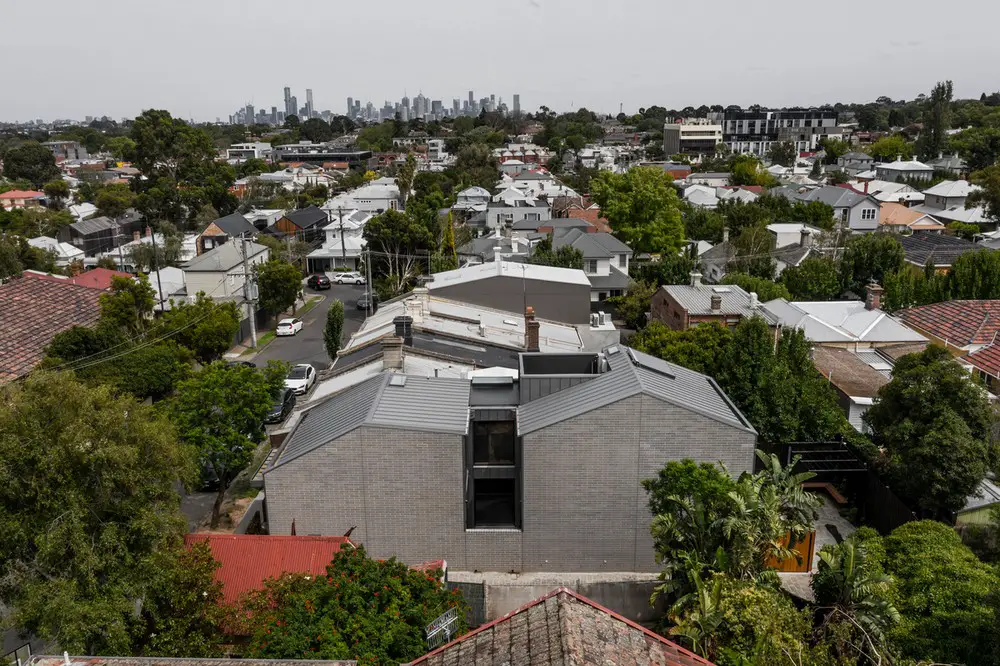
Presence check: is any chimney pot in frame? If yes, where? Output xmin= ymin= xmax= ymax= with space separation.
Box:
xmin=722 ymin=227 xmax=729 ymax=243
xmin=392 ymin=315 xmax=413 ymax=345
xmin=710 ymin=294 xmax=722 ymax=311
xmin=690 ymin=271 xmax=702 ymax=287
xmin=865 ymin=282 xmax=883 ymax=311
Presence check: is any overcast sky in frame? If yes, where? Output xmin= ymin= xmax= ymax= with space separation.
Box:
xmin=4 ymin=0 xmax=1000 ymax=122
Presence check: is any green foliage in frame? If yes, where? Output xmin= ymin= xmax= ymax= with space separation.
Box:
xmin=94 ymin=182 xmax=137 ymax=218
xmin=43 ymin=178 xmax=69 ymax=204
xmin=362 ymin=209 xmax=434 ymax=296
xmin=779 ymin=257 xmax=841 ymax=300
xmin=633 ymin=254 xmax=695 ymax=287
xmin=590 ymin=167 xmax=685 ymax=254
xmin=916 ymin=80 xmax=953 ymax=160
xmin=171 ymin=361 xmax=286 ymax=527
xmin=356 ymin=121 xmax=397 ymax=151
xmin=838 ymin=233 xmax=905 ymax=296
xmin=255 ymin=259 xmax=303 ymax=317
xmin=155 ymin=293 xmax=242 ymax=364
xmin=949 ymin=126 xmax=1000 ymax=171
xmin=453 ymin=144 xmax=499 ymax=189
xmin=100 ymin=274 xmax=156 ymax=334
xmin=242 ymin=545 xmax=468 ymax=664
xmin=1 ymin=141 xmax=60 ymax=187
xmin=866 ymin=135 xmax=913 ymax=162
xmin=884 ymin=521 xmax=1000 ymax=665
xmin=395 ymin=153 xmax=417 ymax=206
xmin=527 ymin=236 xmax=584 ymax=269
xmin=0 ymin=235 xmax=24 ymax=279
xmin=608 ymin=280 xmax=656 ymax=330
xmin=629 ymin=321 xmax=732 ymax=375
xmin=721 ymin=272 xmax=791 ymax=302
xmin=682 ymin=205 xmax=725 ymax=242
xmin=300 ymin=118 xmax=333 ymax=143
xmin=819 ymin=137 xmax=852 ymax=164
xmin=766 ymin=141 xmax=796 ymax=167
xmin=971 ymin=164 xmax=1000 ymax=224
xmin=864 ymin=345 xmax=991 ymax=516
xmin=0 ymin=372 xmax=193 ymax=654
xmin=949 ymin=220 xmax=980 ymax=240
xmin=728 ymin=155 xmax=777 ymax=187
xmin=324 ymin=299 xmax=345 ymax=361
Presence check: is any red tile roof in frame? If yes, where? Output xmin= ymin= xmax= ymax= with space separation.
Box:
xmin=0 ymin=190 xmax=45 ymax=200
xmin=964 ymin=344 xmax=1000 ymax=379
xmin=69 ymin=268 xmax=132 ymax=290
xmin=406 ymin=587 xmax=715 ymax=666
xmin=0 ymin=273 xmax=103 ymax=382
xmin=897 ymin=300 xmax=1000 ymax=348
xmin=184 ymin=534 xmax=352 ymax=605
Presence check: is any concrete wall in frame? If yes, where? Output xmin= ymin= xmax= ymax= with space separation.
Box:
xmin=431 ymin=275 xmax=591 ymax=325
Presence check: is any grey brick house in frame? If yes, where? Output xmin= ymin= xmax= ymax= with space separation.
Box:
xmin=264 ymin=345 xmax=756 ymax=572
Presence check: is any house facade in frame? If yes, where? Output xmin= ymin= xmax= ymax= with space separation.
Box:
xmin=651 ymin=277 xmax=769 ymax=331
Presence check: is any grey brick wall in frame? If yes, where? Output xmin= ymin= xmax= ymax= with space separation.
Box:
xmin=264 ymin=397 xmax=755 ymax=573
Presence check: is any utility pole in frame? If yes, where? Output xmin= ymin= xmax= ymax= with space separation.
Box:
xmin=365 ymin=247 xmax=373 ymax=317
xmin=240 ymin=234 xmax=258 ymax=348
xmin=337 ymin=207 xmax=347 ymax=267
xmin=148 ymin=226 xmax=166 ymax=312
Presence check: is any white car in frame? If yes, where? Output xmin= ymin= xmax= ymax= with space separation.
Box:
xmin=276 ymin=318 xmax=303 ymax=336
xmin=284 ymin=363 xmax=316 ymax=395
xmin=334 ymin=271 xmax=366 ymax=285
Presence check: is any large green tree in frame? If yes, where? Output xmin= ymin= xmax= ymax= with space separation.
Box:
xmin=721 ymin=273 xmax=791 ymax=302
xmin=362 ymin=209 xmax=434 ymax=297
xmin=241 ymin=545 xmax=467 ymax=664
xmin=155 ymin=293 xmax=242 ymax=364
xmin=324 ymin=299 xmax=345 ymax=361
xmin=1 ymin=141 xmax=60 ymax=187
xmin=838 ymin=233 xmax=905 ymax=296
xmin=100 ymin=274 xmax=156 ymax=335
xmin=171 ymin=361 xmax=286 ymax=527
xmin=590 ymin=167 xmax=685 ymax=254
xmin=780 ymin=256 xmax=841 ymax=300
xmin=299 ymin=117 xmax=333 ymax=143
xmin=0 ymin=372 xmax=194 ymax=654
xmin=527 ymin=236 xmax=584 ymax=269
xmin=864 ymin=345 xmax=992 ymax=516
xmin=629 ymin=321 xmax=732 ymax=375
xmin=766 ymin=141 xmax=796 ymax=167
xmin=255 ymin=259 xmax=303 ymax=317
xmin=917 ymin=80 xmax=953 ymax=160
xmin=867 ymin=135 xmax=913 ymax=162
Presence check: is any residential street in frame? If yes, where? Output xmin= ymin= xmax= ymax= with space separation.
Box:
xmin=251 ymin=281 xmax=369 ymax=371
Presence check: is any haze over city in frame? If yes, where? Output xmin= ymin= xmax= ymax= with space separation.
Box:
xmin=4 ymin=0 xmax=1000 ymax=122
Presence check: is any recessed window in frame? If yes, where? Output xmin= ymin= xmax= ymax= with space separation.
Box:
xmin=473 ymin=421 xmax=515 ymax=465
xmin=473 ymin=479 xmax=517 ymax=527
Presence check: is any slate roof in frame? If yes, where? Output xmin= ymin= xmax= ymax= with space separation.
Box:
xmin=762 ymin=299 xmax=927 ymax=344
xmin=517 ymin=345 xmax=754 ymax=436
xmin=511 ymin=217 xmax=595 ymax=232
xmin=283 ymin=205 xmax=329 ymax=229
xmin=964 ymin=344 xmax=1000 ymax=378
xmin=407 ymin=587 xmax=715 ymax=666
xmin=0 ymin=273 xmax=103 ymax=382
xmin=898 ymin=300 xmax=1000 ymax=347
xmin=209 ymin=212 xmax=257 ymax=237
xmin=183 ymin=240 xmax=268 ymax=272
xmin=69 ymin=215 xmax=117 ymax=236
xmin=270 ymin=373 xmax=471 ymax=470
xmin=840 ymin=152 xmax=872 ymax=161
xmin=183 ymin=534 xmax=352 ymax=605
xmin=899 ymin=231 xmax=981 ymax=267
xmin=553 ymin=229 xmax=612 ymax=258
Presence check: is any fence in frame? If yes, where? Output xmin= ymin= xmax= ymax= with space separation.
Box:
xmin=447 ymin=581 xmax=486 ymax=627
xmin=857 ymin=471 xmax=917 ymax=535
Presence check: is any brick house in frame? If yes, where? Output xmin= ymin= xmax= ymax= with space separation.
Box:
xmin=263 ymin=344 xmax=756 ymax=573
xmin=651 ymin=274 xmax=770 ymax=331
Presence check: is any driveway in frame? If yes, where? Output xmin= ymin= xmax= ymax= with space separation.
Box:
xmin=251 ymin=281 xmax=368 ymax=371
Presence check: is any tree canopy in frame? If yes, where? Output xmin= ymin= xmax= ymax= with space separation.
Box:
xmin=1 ymin=141 xmax=60 ymax=187
xmin=527 ymin=236 xmax=584 ymax=269
xmin=255 ymin=259 xmax=303 ymax=317
xmin=590 ymin=167 xmax=685 ymax=254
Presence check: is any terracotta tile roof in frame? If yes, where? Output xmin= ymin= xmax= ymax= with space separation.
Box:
xmin=0 ymin=273 xmax=103 ymax=382
xmin=879 ymin=202 xmax=944 ymax=231
xmin=184 ymin=534 xmax=353 ymax=605
xmin=964 ymin=344 xmax=1000 ymax=379
xmin=897 ymin=300 xmax=1000 ymax=348
xmin=0 ymin=189 xmax=45 ymax=199
xmin=406 ymin=587 xmax=715 ymax=666
xmin=28 ymin=657 xmax=353 ymax=666
xmin=70 ymin=268 xmax=132 ymax=290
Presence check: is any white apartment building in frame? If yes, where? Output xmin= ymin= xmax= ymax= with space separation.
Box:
xmin=226 ymin=142 xmax=272 ymax=161
xmin=662 ymin=120 xmax=723 ymax=156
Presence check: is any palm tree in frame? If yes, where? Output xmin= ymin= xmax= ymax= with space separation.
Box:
xmin=669 ymin=570 xmax=725 ymax=660
xmin=755 ymin=450 xmax=823 ymax=543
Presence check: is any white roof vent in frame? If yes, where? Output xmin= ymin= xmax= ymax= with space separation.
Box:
xmin=712 ymin=287 xmax=732 ymax=293
xmin=388 ymin=375 xmax=407 ymax=387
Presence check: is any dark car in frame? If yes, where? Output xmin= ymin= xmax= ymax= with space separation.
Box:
xmin=265 ymin=388 xmax=297 ymax=424
xmin=356 ymin=292 xmax=378 ymax=312
xmin=226 ymin=360 xmax=257 ymax=369
xmin=307 ymin=274 xmax=331 ymax=290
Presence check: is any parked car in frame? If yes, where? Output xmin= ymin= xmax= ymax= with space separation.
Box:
xmin=335 ymin=271 xmax=366 ymax=285
xmin=284 ymin=363 xmax=316 ymax=395
xmin=307 ymin=274 xmax=331 ymax=290
xmin=265 ymin=387 xmax=297 ymax=424
xmin=226 ymin=360 xmax=256 ymax=369
xmin=356 ymin=293 xmax=378 ymax=312
xmin=276 ymin=318 xmax=303 ymax=336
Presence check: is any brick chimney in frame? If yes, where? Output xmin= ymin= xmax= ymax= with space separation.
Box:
xmin=392 ymin=315 xmax=413 ymax=346
xmin=525 ymin=306 xmax=540 ymax=351
xmin=690 ymin=271 xmax=702 ymax=287
xmin=865 ymin=282 xmax=883 ymax=311
xmin=710 ymin=294 xmax=722 ymax=312
xmin=382 ymin=336 xmax=404 ymax=370
xmin=800 ymin=228 xmax=812 ymax=248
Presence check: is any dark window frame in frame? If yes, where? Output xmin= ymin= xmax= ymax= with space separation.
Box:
xmin=465 ymin=414 xmax=522 ymax=530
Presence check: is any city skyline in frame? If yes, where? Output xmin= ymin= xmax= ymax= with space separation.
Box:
xmin=2 ymin=0 xmax=1000 ymax=122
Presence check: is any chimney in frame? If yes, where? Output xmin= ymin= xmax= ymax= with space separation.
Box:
xmin=722 ymin=227 xmax=729 ymax=243
xmin=896 ymin=154 xmax=902 ymax=163
xmin=144 ymin=226 xmax=152 ymax=237
xmin=392 ymin=315 xmax=413 ymax=346
xmin=525 ymin=306 xmax=540 ymax=351
xmin=710 ymin=294 xmax=722 ymax=312
xmin=382 ymin=336 xmax=404 ymax=370
xmin=133 ymin=230 xmax=141 ymax=242
xmin=938 ymin=151 xmax=944 ymax=160
xmin=863 ymin=180 xmax=869 ymax=194
xmin=865 ymin=282 xmax=883 ymax=311
xmin=690 ymin=271 xmax=702 ymax=287
xmin=749 ymin=291 xmax=759 ymax=309
xmin=800 ymin=228 xmax=812 ymax=248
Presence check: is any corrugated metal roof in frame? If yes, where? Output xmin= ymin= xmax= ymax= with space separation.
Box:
xmin=961 ymin=478 xmax=1000 ymax=513
xmin=270 ymin=373 xmax=471 ymax=470
xmin=69 ymin=215 xmax=116 ymax=235
xmin=517 ymin=345 xmax=754 ymax=436
xmin=183 ymin=534 xmax=351 ymax=605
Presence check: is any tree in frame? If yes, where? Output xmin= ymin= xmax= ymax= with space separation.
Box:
xmin=682 ymin=206 xmax=725 ymax=242
xmin=1 ymin=141 xmax=60 ymax=187
xmin=155 ymin=293 xmax=242 ymax=364
xmin=819 ymin=137 xmax=852 ymax=164
xmin=779 ymin=256 xmax=841 ymax=300
xmin=883 ymin=521 xmax=1000 ymax=665
xmin=864 ymin=345 xmax=992 ymax=516
xmin=43 ymin=178 xmax=70 ymax=207
xmin=628 ymin=321 xmax=732 ymax=376
xmin=255 ymin=259 xmax=303 ymax=317
xmin=729 ymin=155 xmax=777 ymax=187
xmin=721 ymin=273 xmax=791 ymax=302
xmin=527 ymin=236 xmax=584 ymax=269
xmin=171 ymin=361 xmax=286 ymax=527
xmin=439 ymin=211 xmax=457 ymax=268
xmin=100 ymin=274 xmax=156 ymax=334
xmin=300 ymin=117 xmax=333 ymax=143
xmin=0 ymin=372 xmax=193 ymax=654
xmin=867 ymin=135 xmax=913 ymax=162
xmin=949 ymin=126 xmax=1000 ymax=171
xmin=0 ymin=236 xmax=23 ymax=279
xmin=607 ymin=280 xmax=656 ymax=330
xmin=324 ymin=299 xmax=345 ymax=361
xmin=838 ymin=233 xmax=905 ymax=296
xmin=633 ymin=254 xmax=695 ymax=287
xmin=590 ymin=167 xmax=685 ymax=254
xmin=918 ymin=80 xmax=953 ymax=160
xmin=94 ymin=183 xmax=136 ymax=218
xmin=396 ymin=153 xmax=417 ymax=206
xmin=242 ymin=545 xmax=467 ymax=663
xmin=767 ymin=141 xmax=797 ymax=167
xmin=971 ymin=164 xmax=1000 ymax=224
xmin=362 ymin=209 xmax=434 ymax=297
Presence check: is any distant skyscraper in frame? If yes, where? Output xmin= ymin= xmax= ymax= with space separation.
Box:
xmin=453 ymin=99 xmax=461 ymax=116
xmin=284 ymin=87 xmax=293 ymax=117
xmin=244 ymin=103 xmax=254 ymax=126
xmin=468 ymin=90 xmax=474 ymax=106
xmin=347 ymin=97 xmax=354 ymax=117
xmin=431 ymin=100 xmax=443 ymax=117
xmin=271 ymin=106 xmax=278 ymax=124
xmin=305 ymin=89 xmax=314 ymax=118
xmin=289 ymin=96 xmax=298 ymax=118
xmin=402 ymin=95 xmax=410 ymax=111
xmin=513 ymin=94 xmax=521 ymax=114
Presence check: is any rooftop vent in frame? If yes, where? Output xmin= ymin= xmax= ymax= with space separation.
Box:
xmin=388 ymin=375 xmax=407 ymax=387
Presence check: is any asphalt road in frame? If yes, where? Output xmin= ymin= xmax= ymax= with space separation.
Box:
xmin=252 ymin=281 xmax=369 ymax=371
